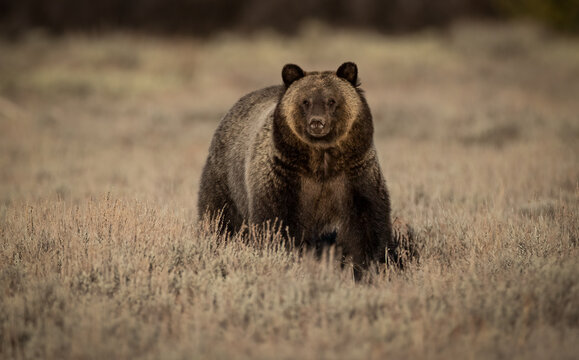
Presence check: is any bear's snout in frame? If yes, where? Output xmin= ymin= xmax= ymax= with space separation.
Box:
xmin=307 ymin=116 xmax=330 ymax=137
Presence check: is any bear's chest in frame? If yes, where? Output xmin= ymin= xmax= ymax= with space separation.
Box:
xmin=297 ymin=175 xmax=350 ymax=237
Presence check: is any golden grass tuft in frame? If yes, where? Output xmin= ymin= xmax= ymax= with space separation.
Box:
xmin=1 ymin=196 xmax=577 ymax=359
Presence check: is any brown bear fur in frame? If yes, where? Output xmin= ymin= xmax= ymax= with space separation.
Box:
xmin=198 ymin=62 xmax=399 ymax=270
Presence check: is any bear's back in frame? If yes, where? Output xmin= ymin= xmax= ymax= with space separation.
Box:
xmin=212 ymin=85 xmax=282 ymax=149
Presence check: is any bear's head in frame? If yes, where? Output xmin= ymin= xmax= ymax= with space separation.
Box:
xmin=278 ymin=62 xmax=366 ymax=147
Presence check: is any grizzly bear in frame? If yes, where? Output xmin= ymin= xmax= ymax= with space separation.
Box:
xmin=198 ymin=62 xmax=399 ymax=270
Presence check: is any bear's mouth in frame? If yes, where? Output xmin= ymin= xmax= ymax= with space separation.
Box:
xmin=307 ymin=119 xmax=331 ymax=138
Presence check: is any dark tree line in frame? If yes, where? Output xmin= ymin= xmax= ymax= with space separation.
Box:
xmin=0 ymin=0 xmax=577 ymax=37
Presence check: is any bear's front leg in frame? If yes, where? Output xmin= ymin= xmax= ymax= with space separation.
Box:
xmin=246 ymin=168 xmax=302 ymax=243
xmin=345 ymin=163 xmax=396 ymax=270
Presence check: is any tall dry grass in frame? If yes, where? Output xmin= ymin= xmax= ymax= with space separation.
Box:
xmin=1 ymin=22 xmax=578 ymax=359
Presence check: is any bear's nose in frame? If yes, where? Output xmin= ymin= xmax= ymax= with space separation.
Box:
xmin=307 ymin=117 xmax=330 ymax=138
xmin=309 ymin=117 xmax=326 ymax=132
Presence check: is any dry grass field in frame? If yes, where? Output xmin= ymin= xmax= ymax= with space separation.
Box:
xmin=1 ymin=21 xmax=578 ymax=359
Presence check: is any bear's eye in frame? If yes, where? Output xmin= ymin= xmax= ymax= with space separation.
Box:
xmin=327 ymin=99 xmax=336 ymax=106
xmin=302 ymin=99 xmax=310 ymax=107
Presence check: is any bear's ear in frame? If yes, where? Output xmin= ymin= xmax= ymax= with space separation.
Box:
xmin=337 ymin=62 xmax=358 ymax=87
xmin=282 ymin=64 xmax=305 ymax=87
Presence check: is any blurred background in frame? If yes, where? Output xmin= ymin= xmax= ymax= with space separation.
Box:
xmin=0 ymin=0 xmax=578 ymax=37
xmin=0 ymin=0 xmax=578 ymax=215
